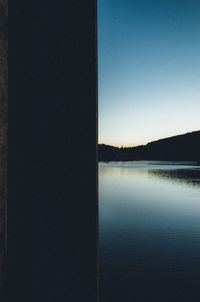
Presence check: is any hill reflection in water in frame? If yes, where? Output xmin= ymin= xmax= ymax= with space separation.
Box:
xmin=148 ymin=168 xmax=200 ymax=187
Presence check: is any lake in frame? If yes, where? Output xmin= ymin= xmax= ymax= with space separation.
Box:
xmin=99 ymin=161 xmax=200 ymax=302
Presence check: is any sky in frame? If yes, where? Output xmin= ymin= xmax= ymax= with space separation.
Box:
xmin=98 ymin=0 xmax=200 ymax=147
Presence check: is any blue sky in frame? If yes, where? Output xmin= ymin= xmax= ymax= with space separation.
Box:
xmin=98 ymin=0 xmax=200 ymax=147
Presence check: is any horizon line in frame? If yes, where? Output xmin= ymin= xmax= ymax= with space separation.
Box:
xmin=98 ymin=129 xmax=200 ymax=149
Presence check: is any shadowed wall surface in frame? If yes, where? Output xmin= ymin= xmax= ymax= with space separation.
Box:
xmin=0 ymin=0 xmax=7 ymax=300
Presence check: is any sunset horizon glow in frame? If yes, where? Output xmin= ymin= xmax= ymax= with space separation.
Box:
xmin=98 ymin=0 xmax=200 ymax=147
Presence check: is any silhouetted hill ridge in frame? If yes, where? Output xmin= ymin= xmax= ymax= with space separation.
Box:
xmin=98 ymin=130 xmax=200 ymax=162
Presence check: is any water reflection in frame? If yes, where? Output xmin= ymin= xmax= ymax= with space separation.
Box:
xmin=148 ymin=168 xmax=200 ymax=187
xmin=99 ymin=161 xmax=200 ymax=302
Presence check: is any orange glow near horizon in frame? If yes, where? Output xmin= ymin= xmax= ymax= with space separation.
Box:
xmin=98 ymin=127 xmax=200 ymax=148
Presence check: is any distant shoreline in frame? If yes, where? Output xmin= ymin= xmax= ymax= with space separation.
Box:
xmin=98 ymin=130 xmax=200 ymax=162
xmin=99 ymin=160 xmax=200 ymax=165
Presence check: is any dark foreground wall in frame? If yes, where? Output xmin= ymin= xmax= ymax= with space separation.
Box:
xmin=0 ymin=0 xmax=7 ymax=300
xmin=9 ymin=1 xmax=97 ymax=301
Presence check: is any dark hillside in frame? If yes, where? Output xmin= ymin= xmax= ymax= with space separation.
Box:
xmin=98 ymin=130 xmax=200 ymax=162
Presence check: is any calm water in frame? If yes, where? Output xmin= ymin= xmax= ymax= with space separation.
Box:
xmin=99 ymin=161 xmax=200 ymax=302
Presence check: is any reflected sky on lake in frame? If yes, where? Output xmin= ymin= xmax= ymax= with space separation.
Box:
xmin=99 ymin=161 xmax=200 ymax=302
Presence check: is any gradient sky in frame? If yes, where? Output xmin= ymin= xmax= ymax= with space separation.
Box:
xmin=98 ymin=0 xmax=200 ymax=147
